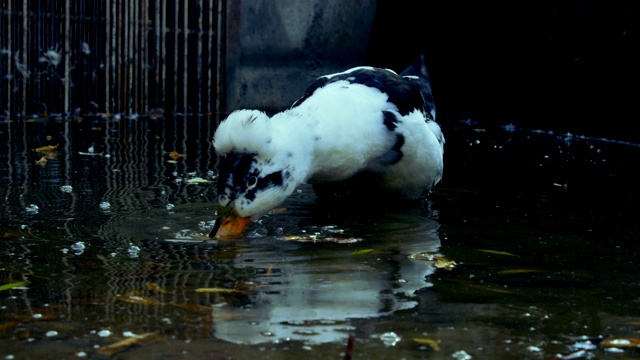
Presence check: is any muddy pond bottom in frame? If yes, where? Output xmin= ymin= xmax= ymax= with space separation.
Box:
xmin=1 ymin=116 xmax=640 ymax=359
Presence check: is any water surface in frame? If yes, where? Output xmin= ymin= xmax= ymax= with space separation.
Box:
xmin=1 ymin=116 xmax=639 ymax=359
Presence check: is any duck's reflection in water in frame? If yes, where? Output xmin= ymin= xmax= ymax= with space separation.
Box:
xmin=213 ymin=213 xmax=441 ymax=345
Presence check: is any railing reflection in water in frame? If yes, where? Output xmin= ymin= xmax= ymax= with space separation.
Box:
xmin=0 ymin=116 xmax=440 ymax=349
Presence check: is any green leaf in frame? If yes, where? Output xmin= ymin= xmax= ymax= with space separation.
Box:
xmin=0 ymin=281 xmax=26 ymax=292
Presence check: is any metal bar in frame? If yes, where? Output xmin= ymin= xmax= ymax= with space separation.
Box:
xmin=21 ymin=0 xmax=28 ymax=116
xmin=173 ymin=1 xmax=178 ymax=113
xmin=183 ymin=0 xmax=188 ymax=114
xmin=197 ymin=0 xmax=204 ymax=114
xmin=6 ymin=0 xmax=12 ymax=116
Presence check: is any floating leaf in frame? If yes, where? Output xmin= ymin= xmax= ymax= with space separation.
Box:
xmin=194 ymin=287 xmax=246 ymax=294
xmin=265 ymin=264 xmax=274 ymax=277
xmin=0 ymin=281 xmax=27 ymax=292
xmin=186 ymin=177 xmax=209 ymax=184
xmin=0 ymin=321 xmax=18 ymax=331
xmin=413 ymin=337 xmax=440 ymax=351
xmin=408 ymin=253 xmax=438 ymax=261
xmin=599 ymin=338 xmax=640 ymax=348
xmin=409 ymin=253 xmax=456 ymax=270
xmin=168 ymin=151 xmax=185 ymax=159
xmin=3 ymin=229 xmax=24 ymax=238
xmin=35 ymin=156 xmax=48 ymax=166
xmin=35 ymin=144 xmax=58 ymax=153
xmin=351 ymin=249 xmax=375 ymax=256
xmin=169 ymin=302 xmax=213 ymax=314
xmin=434 ymin=257 xmax=457 ymax=271
xmin=478 ymin=249 xmax=519 ymax=257
xmin=96 ymin=332 xmax=166 ymax=356
xmin=116 ymin=295 xmax=161 ymax=305
xmin=145 ymin=282 xmax=171 ymax=294
xmin=466 ymin=283 xmax=514 ymax=294
xmin=497 ymin=269 xmax=545 ymax=275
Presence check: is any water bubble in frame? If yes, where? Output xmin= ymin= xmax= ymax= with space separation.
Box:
xmin=32 ymin=313 xmax=43 ymax=319
xmin=379 ymin=332 xmax=401 ymax=346
xmin=97 ymin=329 xmax=111 ymax=337
xmin=25 ymin=204 xmax=39 ymax=214
xmin=61 ymin=248 xmax=69 ymax=254
xmin=45 ymin=330 xmax=58 ymax=337
xmin=166 ymin=203 xmax=175 ymax=210
xmin=452 ymin=350 xmax=472 ymax=360
xmin=75 ymin=351 xmax=87 ymax=358
xmin=128 ymin=244 xmax=141 ymax=258
xmin=70 ymin=242 xmax=86 ymax=255
xmin=60 ymin=185 xmax=73 ymax=193
xmin=122 ymin=331 xmax=136 ymax=337
xmin=71 ymin=242 xmax=85 ymax=250
xmin=99 ymin=202 xmax=111 ymax=210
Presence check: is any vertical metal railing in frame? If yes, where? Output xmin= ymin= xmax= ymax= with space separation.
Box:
xmin=0 ymin=0 xmax=223 ymax=118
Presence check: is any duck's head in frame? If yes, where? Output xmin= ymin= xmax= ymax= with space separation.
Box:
xmin=209 ymin=110 xmax=306 ymax=238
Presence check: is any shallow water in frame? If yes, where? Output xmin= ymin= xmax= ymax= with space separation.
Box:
xmin=1 ymin=116 xmax=640 ymax=359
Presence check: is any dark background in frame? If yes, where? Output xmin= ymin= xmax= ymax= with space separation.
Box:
xmin=366 ymin=1 xmax=640 ymax=142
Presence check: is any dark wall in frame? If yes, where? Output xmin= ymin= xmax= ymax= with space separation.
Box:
xmin=366 ymin=1 xmax=640 ymax=142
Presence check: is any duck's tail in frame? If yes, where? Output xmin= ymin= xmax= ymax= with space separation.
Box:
xmin=400 ymin=55 xmax=436 ymax=121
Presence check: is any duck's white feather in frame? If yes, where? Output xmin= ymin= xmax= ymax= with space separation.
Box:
xmin=213 ymin=63 xmax=444 ymax=218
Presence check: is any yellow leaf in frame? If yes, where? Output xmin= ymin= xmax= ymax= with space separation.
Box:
xmin=116 ymin=295 xmax=162 ymax=305
xmin=0 ymin=281 xmax=26 ymax=292
xmin=413 ymin=338 xmax=440 ymax=351
xmin=351 ymin=249 xmax=375 ymax=256
xmin=434 ymin=257 xmax=457 ymax=271
xmin=168 ymin=151 xmax=185 ymax=159
xmin=35 ymin=144 xmax=58 ymax=153
xmin=0 ymin=321 xmax=18 ymax=330
xmin=97 ymin=332 xmax=166 ymax=356
xmin=186 ymin=177 xmax=209 ymax=184
xmin=169 ymin=302 xmax=213 ymax=313
xmin=497 ymin=269 xmax=545 ymax=275
xmin=599 ymin=338 xmax=640 ymax=348
xmin=194 ymin=287 xmax=246 ymax=294
xmin=478 ymin=249 xmax=519 ymax=257
xmin=35 ymin=156 xmax=48 ymax=166
xmin=145 ymin=282 xmax=171 ymax=294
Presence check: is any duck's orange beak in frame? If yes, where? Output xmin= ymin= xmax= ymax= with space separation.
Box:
xmin=209 ymin=208 xmax=251 ymax=239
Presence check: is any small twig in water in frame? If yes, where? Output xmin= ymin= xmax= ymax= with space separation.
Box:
xmin=343 ymin=333 xmax=355 ymax=360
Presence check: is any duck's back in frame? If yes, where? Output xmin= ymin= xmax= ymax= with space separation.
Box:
xmin=289 ymin=62 xmax=444 ymax=201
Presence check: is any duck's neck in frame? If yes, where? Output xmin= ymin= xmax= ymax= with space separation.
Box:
xmin=268 ymin=109 xmax=318 ymax=187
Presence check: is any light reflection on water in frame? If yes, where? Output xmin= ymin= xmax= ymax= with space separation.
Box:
xmin=2 ymin=116 xmax=640 ymax=359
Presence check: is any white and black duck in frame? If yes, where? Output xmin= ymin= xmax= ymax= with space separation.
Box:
xmin=210 ymin=55 xmax=444 ymax=238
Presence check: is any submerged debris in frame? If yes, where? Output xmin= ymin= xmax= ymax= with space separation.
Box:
xmin=96 ymin=332 xmax=166 ymax=356
xmin=38 ymin=48 xmax=62 ymax=67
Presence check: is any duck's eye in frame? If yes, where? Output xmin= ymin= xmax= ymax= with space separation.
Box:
xmin=246 ymin=176 xmax=258 ymax=189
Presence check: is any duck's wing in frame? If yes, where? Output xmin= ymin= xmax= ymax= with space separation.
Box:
xmin=290 ymin=66 xmax=430 ymax=119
